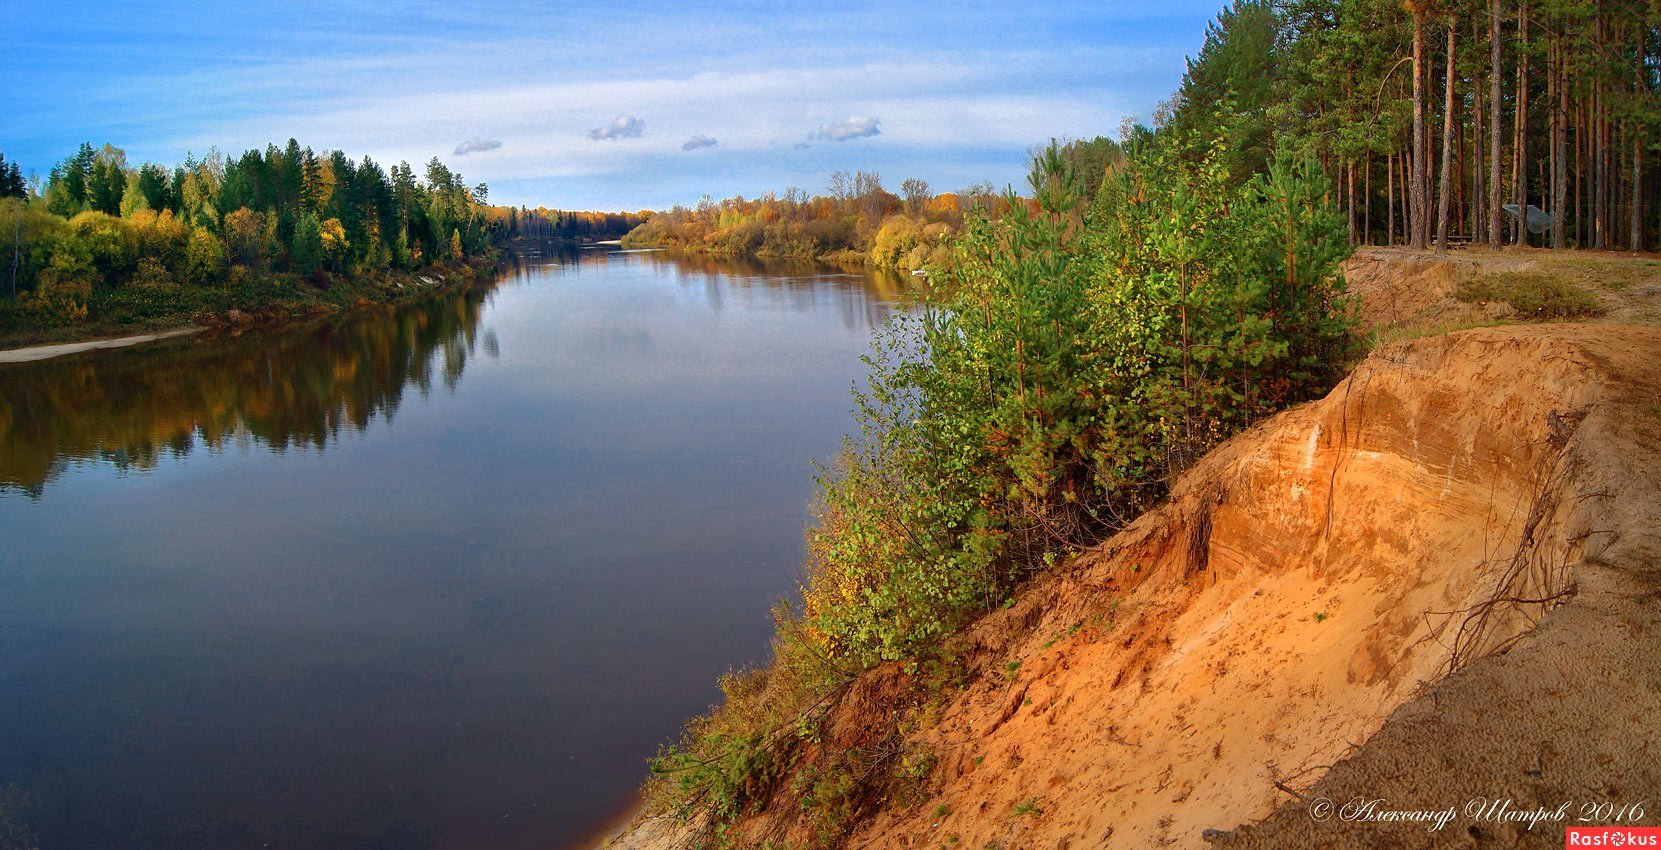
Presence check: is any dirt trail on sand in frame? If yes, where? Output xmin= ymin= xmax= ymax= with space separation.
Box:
xmin=612 ymin=322 xmax=1661 ymax=849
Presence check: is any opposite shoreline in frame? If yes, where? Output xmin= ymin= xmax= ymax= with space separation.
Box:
xmin=0 ymin=257 xmax=506 ymax=365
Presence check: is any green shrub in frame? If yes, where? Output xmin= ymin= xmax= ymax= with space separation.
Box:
xmin=647 ymin=139 xmax=1359 ymax=835
xmin=799 ymin=141 xmax=1356 ymax=666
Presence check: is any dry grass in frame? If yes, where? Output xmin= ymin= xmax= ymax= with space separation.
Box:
xmin=1367 ymin=317 xmax=1510 ymax=349
xmin=1453 ymin=271 xmax=1602 ymax=319
xmin=1524 ymin=254 xmax=1661 ymax=292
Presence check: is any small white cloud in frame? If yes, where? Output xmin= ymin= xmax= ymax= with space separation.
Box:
xmin=681 ymin=134 xmax=718 ymax=151
xmin=452 ymin=138 xmax=502 ymax=156
xmin=811 ymin=116 xmax=880 ymax=142
xmin=589 ymin=115 xmax=645 ymax=141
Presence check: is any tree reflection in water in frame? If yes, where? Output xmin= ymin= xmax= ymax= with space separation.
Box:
xmin=0 ymin=286 xmax=494 ymax=498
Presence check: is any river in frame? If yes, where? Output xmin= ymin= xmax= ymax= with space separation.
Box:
xmin=0 ymin=249 xmax=910 ymax=850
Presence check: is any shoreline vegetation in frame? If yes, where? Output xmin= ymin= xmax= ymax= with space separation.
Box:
xmin=0 ymin=257 xmax=498 ymax=355
xmin=0 ymin=140 xmax=643 ymax=352
xmin=622 ymin=0 xmax=1657 ymax=844
xmin=617 ymin=138 xmax=1126 ymax=271
xmin=642 ymin=138 xmax=1362 ymax=845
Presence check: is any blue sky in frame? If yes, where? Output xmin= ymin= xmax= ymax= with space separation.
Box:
xmin=1 ymin=1 xmax=1219 ymax=211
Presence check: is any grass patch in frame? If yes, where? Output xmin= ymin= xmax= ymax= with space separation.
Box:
xmin=1536 ymin=256 xmax=1661 ymax=292
xmin=1367 ymin=317 xmax=1509 ymax=349
xmin=1454 ymin=271 xmax=1602 ymax=319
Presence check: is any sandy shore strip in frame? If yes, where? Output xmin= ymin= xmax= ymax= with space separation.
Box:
xmin=0 ymin=327 xmax=203 ymax=364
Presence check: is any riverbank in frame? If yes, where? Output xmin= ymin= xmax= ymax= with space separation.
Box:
xmin=603 ymin=248 xmax=1661 ymax=849
xmin=0 ymin=257 xmax=499 ymax=358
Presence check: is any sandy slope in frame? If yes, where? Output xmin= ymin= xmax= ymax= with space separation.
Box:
xmin=1210 ymin=324 xmax=1661 ymax=849
xmin=733 ymin=324 xmax=1654 ymax=850
xmin=609 ymin=255 xmax=1661 ymax=850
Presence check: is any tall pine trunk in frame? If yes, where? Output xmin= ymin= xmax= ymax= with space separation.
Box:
xmin=1475 ymin=78 xmax=1486 ymax=242
xmin=1595 ymin=80 xmax=1606 ymax=248
xmin=1437 ymin=23 xmax=1458 ymax=251
xmin=1512 ymin=1 xmax=1529 ymax=245
xmin=1632 ymin=27 xmax=1645 ymax=252
xmin=1388 ymin=149 xmax=1397 ymax=245
xmin=1412 ymin=7 xmax=1430 ymax=248
xmin=1489 ymin=0 xmax=1504 ymax=250
xmin=1365 ymin=153 xmax=1373 ymax=244
xmin=1575 ymin=97 xmax=1584 ymax=246
xmin=1594 ymin=6 xmax=1607 ymax=249
xmin=1552 ymin=33 xmax=1567 ymax=249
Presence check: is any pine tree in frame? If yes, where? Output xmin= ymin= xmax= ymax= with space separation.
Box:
xmin=0 ymin=153 xmax=25 ymax=199
xmin=291 ymin=212 xmax=323 ymax=278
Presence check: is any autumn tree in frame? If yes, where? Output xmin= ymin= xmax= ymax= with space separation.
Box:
xmin=223 ymin=207 xmax=268 ymax=268
xmin=900 ymin=177 xmax=931 ymax=213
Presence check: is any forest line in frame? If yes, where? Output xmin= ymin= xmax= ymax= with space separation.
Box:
xmin=0 ymin=141 xmax=643 ymax=344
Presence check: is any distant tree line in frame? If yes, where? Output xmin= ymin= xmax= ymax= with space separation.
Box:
xmin=618 ymin=151 xmax=1126 ymax=270
xmin=495 ymin=206 xmax=645 ymax=243
xmin=0 ymin=140 xmax=641 ymax=326
xmin=1162 ymin=0 xmax=1658 ymax=251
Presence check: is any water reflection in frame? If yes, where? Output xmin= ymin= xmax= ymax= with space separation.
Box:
xmin=635 ymin=251 xmax=908 ymax=330
xmin=521 ymin=247 xmax=908 ymax=329
xmin=0 ymin=251 xmax=909 ymax=850
xmin=0 ymin=288 xmax=493 ymax=497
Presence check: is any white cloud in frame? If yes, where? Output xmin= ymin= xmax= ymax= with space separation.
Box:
xmin=810 ymin=116 xmax=881 ymax=141
xmin=589 ymin=115 xmax=645 ymax=140
xmin=178 ymin=53 xmax=1161 ymax=206
xmin=681 ymin=134 xmax=718 ymax=151
xmin=452 ymin=137 xmax=502 ymax=155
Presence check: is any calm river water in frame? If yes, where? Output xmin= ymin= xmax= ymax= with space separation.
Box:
xmin=0 ymin=249 xmax=909 ymax=850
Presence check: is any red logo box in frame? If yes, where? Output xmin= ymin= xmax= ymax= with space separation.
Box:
xmin=1565 ymin=827 xmax=1661 ymax=847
